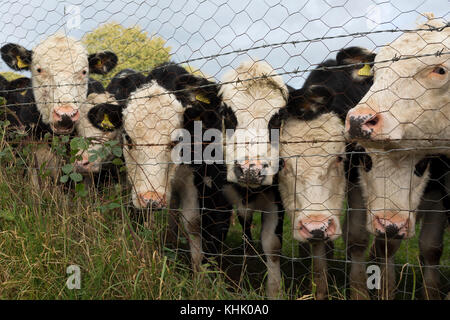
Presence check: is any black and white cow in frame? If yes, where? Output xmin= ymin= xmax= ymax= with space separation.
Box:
xmin=218 ymin=60 xmax=288 ymax=298
xmin=119 ymin=62 xmax=232 ymax=269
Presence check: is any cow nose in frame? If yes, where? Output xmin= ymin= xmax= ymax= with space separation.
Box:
xmin=138 ymin=191 xmax=166 ymax=210
xmin=234 ymin=160 xmax=267 ymax=185
xmin=53 ymin=105 xmax=80 ymax=122
xmin=298 ymin=217 xmax=336 ymax=241
xmin=345 ymin=107 xmax=382 ymax=139
xmin=373 ymin=214 xmax=409 ymax=239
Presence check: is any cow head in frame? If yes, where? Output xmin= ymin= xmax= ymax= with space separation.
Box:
xmin=219 ymin=60 xmax=289 ymax=188
xmin=123 ymin=81 xmax=185 ymax=209
xmin=345 ymin=15 xmax=450 ymax=150
xmin=356 ymin=148 xmax=431 ymax=239
xmin=75 ymin=93 xmax=123 ymax=173
xmin=1 ymin=33 xmax=117 ymax=134
xmin=279 ymin=85 xmax=345 ymax=242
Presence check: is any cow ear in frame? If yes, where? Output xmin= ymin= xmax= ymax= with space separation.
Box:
xmin=88 ymin=51 xmax=118 ymax=75
xmin=87 ymin=103 xmax=123 ymax=131
xmin=176 ymin=73 xmax=218 ymax=106
xmin=336 ymin=46 xmax=375 ymax=66
xmin=1 ymin=43 xmax=32 ymax=71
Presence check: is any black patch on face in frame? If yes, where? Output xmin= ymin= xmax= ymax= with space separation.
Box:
xmin=220 ymin=104 xmax=237 ymax=131
xmin=282 ymin=85 xmax=334 ymax=121
xmin=87 ymin=78 xmax=105 ymax=95
xmin=1 ymin=43 xmax=32 ymax=71
xmin=347 ymin=115 xmax=374 ymax=140
xmin=268 ymin=111 xmax=283 ymax=142
xmin=303 ymin=46 xmax=375 ymax=122
xmin=106 ymin=69 xmax=147 ymax=104
xmin=87 ymin=103 xmax=123 ymax=132
xmin=414 ymin=158 xmax=430 ymax=177
xmin=124 ymin=133 xmax=134 ymax=150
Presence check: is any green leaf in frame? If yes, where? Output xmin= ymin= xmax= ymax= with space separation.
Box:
xmin=108 ymin=202 xmax=121 ymax=210
xmin=112 ymin=158 xmax=123 ymax=166
xmin=62 ymin=164 xmax=74 ymax=174
xmin=60 ymin=175 xmax=69 ymax=183
xmin=69 ymin=172 xmax=83 ymax=183
xmin=111 ymin=146 xmax=122 ymax=157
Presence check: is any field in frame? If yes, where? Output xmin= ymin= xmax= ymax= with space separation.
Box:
xmin=0 ymin=138 xmax=448 ymax=300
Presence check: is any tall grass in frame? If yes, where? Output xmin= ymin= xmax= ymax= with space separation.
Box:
xmin=0 ymin=132 xmax=448 ymax=299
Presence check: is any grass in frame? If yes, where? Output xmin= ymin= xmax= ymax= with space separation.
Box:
xmin=0 ymin=141 xmax=448 ymax=300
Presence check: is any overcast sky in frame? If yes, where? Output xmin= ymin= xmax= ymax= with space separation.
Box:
xmin=0 ymin=0 xmax=448 ymax=87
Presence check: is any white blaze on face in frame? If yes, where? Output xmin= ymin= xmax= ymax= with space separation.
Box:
xmin=279 ymin=113 xmax=346 ymax=242
xmin=32 ymin=33 xmax=89 ymax=131
xmin=358 ymin=150 xmax=430 ymax=238
xmin=220 ymin=60 xmax=288 ymax=186
xmin=347 ymin=15 xmax=450 ymax=150
xmin=75 ymin=92 xmax=121 ymax=173
xmin=123 ymin=81 xmax=185 ymax=208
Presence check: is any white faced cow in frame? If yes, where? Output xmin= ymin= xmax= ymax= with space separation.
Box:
xmin=1 ymin=33 xmax=117 ymax=189
xmin=123 ymin=63 xmax=232 ymax=271
xmin=345 ymin=14 xmax=449 ymax=299
xmin=219 ymin=60 xmax=289 ymax=298
xmin=278 ymin=85 xmax=347 ymax=300
xmin=1 ymin=33 xmax=117 ymax=135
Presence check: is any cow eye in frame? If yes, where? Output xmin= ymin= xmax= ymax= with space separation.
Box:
xmin=36 ymin=67 xmax=42 ymax=73
xmin=336 ymin=156 xmax=344 ymax=163
xmin=432 ymin=66 xmax=446 ymax=75
xmin=82 ymin=70 xmax=87 ymax=75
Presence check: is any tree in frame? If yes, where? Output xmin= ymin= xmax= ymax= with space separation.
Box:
xmin=82 ymin=22 xmax=171 ymax=86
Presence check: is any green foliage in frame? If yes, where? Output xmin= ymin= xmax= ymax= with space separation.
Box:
xmin=82 ymin=23 xmax=172 ymax=86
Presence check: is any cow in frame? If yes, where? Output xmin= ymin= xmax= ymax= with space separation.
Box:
xmin=345 ymin=14 xmax=449 ymax=152
xmin=294 ymin=46 xmax=376 ymax=299
xmin=73 ymin=69 xmax=147 ymax=179
xmin=0 ymin=75 xmax=32 ymax=132
xmin=1 ymin=33 xmax=118 ymax=136
xmin=74 ymin=91 xmax=124 ymax=187
xmin=121 ymin=62 xmax=232 ymax=270
xmin=277 ymin=84 xmax=347 ymax=300
xmin=0 ymin=33 xmax=118 ymax=190
xmin=344 ymin=14 xmax=449 ymax=299
xmin=218 ymin=60 xmax=288 ymax=298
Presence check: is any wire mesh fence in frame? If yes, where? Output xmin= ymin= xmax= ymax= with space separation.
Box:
xmin=0 ymin=0 xmax=448 ymax=300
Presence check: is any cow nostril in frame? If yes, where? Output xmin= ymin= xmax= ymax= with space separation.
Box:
xmin=384 ymin=224 xmax=399 ymax=238
xmin=364 ymin=114 xmax=379 ymax=128
xmin=310 ymin=229 xmax=325 ymax=239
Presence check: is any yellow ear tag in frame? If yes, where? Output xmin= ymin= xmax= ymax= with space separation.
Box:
xmin=357 ymin=64 xmax=372 ymax=77
xmin=96 ymin=60 xmax=103 ymax=67
xmin=16 ymin=56 xmax=28 ymax=69
xmin=195 ymin=94 xmax=210 ymax=104
xmin=20 ymin=90 xmax=27 ymax=96
xmin=101 ymin=113 xmax=114 ymax=129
